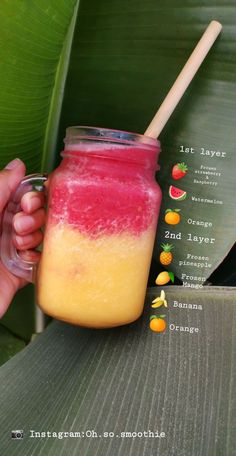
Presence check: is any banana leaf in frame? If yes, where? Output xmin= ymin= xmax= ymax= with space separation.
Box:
xmin=0 ymin=2 xmax=236 ymax=451
xmin=0 ymin=1 xmax=236 ymax=353
xmin=58 ymin=0 xmax=236 ymax=287
xmin=0 ymin=286 xmax=235 ymax=455
xmin=0 ymin=325 xmax=25 ymax=367
xmin=0 ymin=0 xmax=79 ymax=338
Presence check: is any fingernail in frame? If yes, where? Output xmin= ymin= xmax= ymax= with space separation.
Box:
xmin=25 ymin=196 xmax=40 ymax=213
xmin=14 ymin=215 xmax=34 ymax=233
xmin=5 ymin=158 xmax=22 ymax=170
xmin=14 ymin=235 xmax=24 ymax=247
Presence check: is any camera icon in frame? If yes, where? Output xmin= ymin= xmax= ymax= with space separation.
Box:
xmin=11 ymin=430 xmax=24 ymax=439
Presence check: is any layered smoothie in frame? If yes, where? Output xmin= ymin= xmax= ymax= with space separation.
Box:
xmin=37 ymin=140 xmax=161 ymax=327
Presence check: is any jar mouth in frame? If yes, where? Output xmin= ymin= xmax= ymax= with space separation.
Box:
xmin=64 ymin=126 xmax=160 ymax=150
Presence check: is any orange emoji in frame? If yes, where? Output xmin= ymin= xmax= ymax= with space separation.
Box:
xmin=149 ymin=315 xmax=167 ymax=333
xmin=164 ymin=209 xmax=181 ymax=225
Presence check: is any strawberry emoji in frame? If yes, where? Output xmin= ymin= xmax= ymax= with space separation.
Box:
xmin=172 ymin=162 xmax=188 ymax=180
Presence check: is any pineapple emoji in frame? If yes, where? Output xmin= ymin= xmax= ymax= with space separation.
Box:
xmin=159 ymin=243 xmax=173 ymax=266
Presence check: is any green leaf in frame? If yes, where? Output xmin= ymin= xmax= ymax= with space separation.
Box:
xmin=0 ymin=325 xmax=25 ymax=367
xmin=150 ymin=315 xmax=157 ymax=320
xmin=0 ymin=286 xmax=235 ymax=455
xmin=0 ymin=0 xmax=236 ymax=344
xmin=0 ymin=0 xmax=79 ymax=172
xmin=1 ymin=285 xmax=35 ymax=340
xmin=168 ymin=272 xmax=175 ymax=283
xmin=57 ymin=0 xmax=236 ymax=285
xmin=0 ymin=0 xmax=79 ymax=337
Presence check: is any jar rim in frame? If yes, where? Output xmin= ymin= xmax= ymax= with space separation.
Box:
xmin=64 ymin=126 xmax=160 ymax=149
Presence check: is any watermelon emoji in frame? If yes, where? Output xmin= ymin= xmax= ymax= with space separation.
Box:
xmin=169 ymin=185 xmax=187 ymax=201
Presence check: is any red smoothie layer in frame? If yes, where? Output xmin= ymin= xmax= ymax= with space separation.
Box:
xmin=48 ymin=144 xmax=161 ymax=238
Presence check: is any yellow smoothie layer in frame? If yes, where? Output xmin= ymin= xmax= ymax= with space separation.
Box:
xmin=37 ymin=225 xmax=156 ymax=327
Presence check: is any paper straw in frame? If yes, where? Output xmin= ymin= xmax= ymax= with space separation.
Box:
xmin=144 ymin=21 xmax=222 ymax=138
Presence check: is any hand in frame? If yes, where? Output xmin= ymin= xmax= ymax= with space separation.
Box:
xmin=0 ymin=159 xmax=45 ymax=318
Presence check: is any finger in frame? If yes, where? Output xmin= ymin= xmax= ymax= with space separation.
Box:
xmin=13 ymin=208 xmax=46 ymax=235
xmin=0 ymin=263 xmax=17 ymax=318
xmin=21 ymin=191 xmax=45 ymax=214
xmin=13 ymin=230 xmax=43 ymax=250
xmin=0 ymin=159 xmax=26 ymax=213
xmin=0 ymin=259 xmax=28 ymax=317
xmin=19 ymin=249 xmax=41 ymax=263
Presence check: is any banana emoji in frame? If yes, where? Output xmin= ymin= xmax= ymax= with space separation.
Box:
xmin=151 ymin=290 xmax=168 ymax=308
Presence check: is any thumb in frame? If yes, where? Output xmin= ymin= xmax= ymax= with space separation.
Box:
xmin=0 ymin=159 xmax=26 ymax=213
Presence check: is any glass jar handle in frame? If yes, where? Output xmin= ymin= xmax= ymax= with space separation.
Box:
xmin=1 ymin=173 xmax=48 ymax=283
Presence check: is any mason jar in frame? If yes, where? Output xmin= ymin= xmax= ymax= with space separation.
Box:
xmin=1 ymin=127 xmax=162 ymax=328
